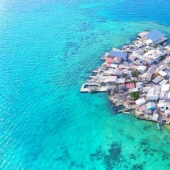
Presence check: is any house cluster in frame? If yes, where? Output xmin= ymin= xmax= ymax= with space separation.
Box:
xmin=80 ymin=30 xmax=170 ymax=125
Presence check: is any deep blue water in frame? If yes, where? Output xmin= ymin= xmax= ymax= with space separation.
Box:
xmin=1 ymin=0 xmax=170 ymax=169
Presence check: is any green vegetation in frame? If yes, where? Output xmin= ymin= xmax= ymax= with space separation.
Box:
xmin=115 ymin=82 xmax=119 ymax=87
xmin=161 ymin=55 xmax=166 ymax=60
xmin=133 ymin=69 xmax=139 ymax=77
xmin=143 ymin=50 xmax=147 ymax=54
xmin=153 ymin=44 xmax=158 ymax=48
xmin=130 ymin=92 xmax=139 ymax=100
xmin=130 ymin=79 xmax=135 ymax=83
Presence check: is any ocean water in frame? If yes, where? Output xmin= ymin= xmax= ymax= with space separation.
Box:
xmin=1 ymin=0 xmax=170 ymax=170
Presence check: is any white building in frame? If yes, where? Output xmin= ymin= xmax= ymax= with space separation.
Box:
xmin=136 ymin=66 xmax=147 ymax=73
xmin=136 ymin=82 xmax=144 ymax=89
xmin=158 ymin=70 xmax=167 ymax=77
xmin=146 ymin=86 xmax=161 ymax=101
xmin=158 ymin=100 xmax=170 ymax=111
xmin=161 ymin=84 xmax=170 ymax=92
xmin=163 ymin=57 xmax=170 ymax=68
xmin=145 ymin=30 xmax=167 ymax=45
xmin=144 ymin=49 xmax=162 ymax=62
xmin=141 ymin=72 xmax=152 ymax=81
xmin=135 ymin=98 xmax=146 ymax=106
xmin=152 ymin=113 xmax=159 ymax=121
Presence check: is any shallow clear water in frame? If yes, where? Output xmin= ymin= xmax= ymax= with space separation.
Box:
xmin=1 ymin=0 xmax=170 ymax=169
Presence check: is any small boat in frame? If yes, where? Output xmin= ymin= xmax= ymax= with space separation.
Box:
xmin=157 ymin=123 xmax=161 ymax=130
xmin=123 ymin=112 xmax=131 ymax=114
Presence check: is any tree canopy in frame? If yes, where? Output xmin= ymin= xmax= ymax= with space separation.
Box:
xmin=133 ymin=69 xmax=139 ymax=77
xmin=115 ymin=82 xmax=119 ymax=87
xmin=130 ymin=92 xmax=139 ymax=100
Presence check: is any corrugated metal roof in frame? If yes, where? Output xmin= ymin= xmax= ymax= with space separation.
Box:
xmin=146 ymin=30 xmax=164 ymax=42
xmin=109 ymin=50 xmax=127 ymax=60
xmin=126 ymin=83 xmax=135 ymax=89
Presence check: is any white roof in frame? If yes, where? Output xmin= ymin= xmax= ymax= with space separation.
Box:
xmin=144 ymin=50 xmax=162 ymax=60
xmin=116 ymin=78 xmax=125 ymax=84
xmin=123 ymin=69 xmax=132 ymax=74
xmin=158 ymin=100 xmax=170 ymax=108
xmin=147 ymin=86 xmax=161 ymax=96
xmin=165 ymin=110 xmax=170 ymax=114
xmin=163 ymin=57 xmax=170 ymax=64
xmin=146 ymin=102 xmax=156 ymax=109
xmin=135 ymin=98 xmax=146 ymax=106
xmin=118 ymin=64 xmax=127 ymax=69
xmin=112 ymin=69 xmax=122 ymax=75
xmin=136 ymin=82 xmax=144 ymax=89
xmin=110 ymin=64 xmax=118 ymax=68
xmin=141 ymin=72 xmax=152 ymax=78
xmin=105 ymin=52 xmax=109 ymax=56
xmin=159 ymin=79 xmax=168 ymax=85
xmin=129 ymin=88 xmax=138 ymax=93
xmin=158 ymin=100 xmax=165 ymax=107
xmin=168 ymin=92 xmax=170 ymax=98
xmin=161 ymin=84 xmax=170 ymax=92
xmin=143 ymin=86 xmax=152 ymax=92
xmin=158 ymin=65 xmax=166 ymax=71
xmin=158 ymin=70 xmax=167 ymax=77
xmin=159 ymin=91 xmax=165 ymax=99
xmin=99 ymin=76 xmax=117 ymax=83
xmin=146 ymin=39 xmax=153 ymax=44
xmin=152 ymin=113 xmax=159 ymax=121
xmin=136 ymin=66 xmax=147 ymax=71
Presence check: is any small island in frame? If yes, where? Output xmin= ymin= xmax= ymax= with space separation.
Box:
xmin=80 ymin=30 xmax=170 ymax=127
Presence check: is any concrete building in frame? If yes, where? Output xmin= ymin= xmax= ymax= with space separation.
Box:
xmin=161 ymin=84 xmax=170 ymax=92
xmin=135 ymin=98 xmax=146 ymax=107
xmin=158 ymin=70 xmax=167 ymax=77
xmin=145 ymin=30 xmax=167 ymax=45
xmin=163 ymin=57 xmax=170 ymax=69
xmin=108 ymin=50 xmax=128 ymax=60
xmin=144 ymin=49 xmax=162 ymax=63
xmin=141 ymin=72 xmax=152 ymax=81
xmin=145 ymin=102 xmax=156 ymax=111
xmin=146 ymin=86 xmax=161 ymax=101
xmin=152 ymin=76 xmax=163 ymax=84
xmin=158 ymin=100 xmax=170 ymax=111
xmin=152 ymin=113 xmax=159 ymax=121
xmin=136 ymin=66 xmax=147 ymax=73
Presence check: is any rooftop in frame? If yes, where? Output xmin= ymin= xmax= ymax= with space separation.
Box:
xmin=109 ymin=50 xmax=127 ymax=60
xmin=126 ymin=83 xmax=135 ymax=89
xmin=152 ymin=76 xmax=163 ymax=84
xmin=146 ymin=30 xmax=164 ymax=42
xmin=159 ymin=70 xmax=167 ymax=77
xmin=106 ymin=58 xmax=113 ymax=63
xmin=144 ymin=50 xmax=162 ymax=60
xmin=161 ymin=84 xmax=170 ymax=92
xmin=135 ymin=98 xmax=146 ymax=106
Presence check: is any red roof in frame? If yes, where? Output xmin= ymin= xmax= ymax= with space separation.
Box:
xmin=126 ymin=83 xmax=135 ymax=89
xmin=113 ymin=57 xmax=121 ymax=62
xmin=138 ymin=105 xmax=146 ymax=112
xmin=106 ymin=58 xmax=113 ymax=63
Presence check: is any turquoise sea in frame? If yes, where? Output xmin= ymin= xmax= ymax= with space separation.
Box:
xmin=1 ymin=0 xmax=170 ymax=169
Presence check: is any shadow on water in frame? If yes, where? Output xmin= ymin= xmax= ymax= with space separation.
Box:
xmin=90 ymin=142 xmax=123 ymax=170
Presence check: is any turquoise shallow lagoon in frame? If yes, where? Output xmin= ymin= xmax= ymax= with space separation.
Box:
xmin=1 ymin=0 xmax=170 ymax=169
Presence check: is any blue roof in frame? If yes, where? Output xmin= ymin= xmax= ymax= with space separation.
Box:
xmin=108 ymin=50 xmax=127 ymax=60
xmin=146 ymin=30 xmax=164 ymax=42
